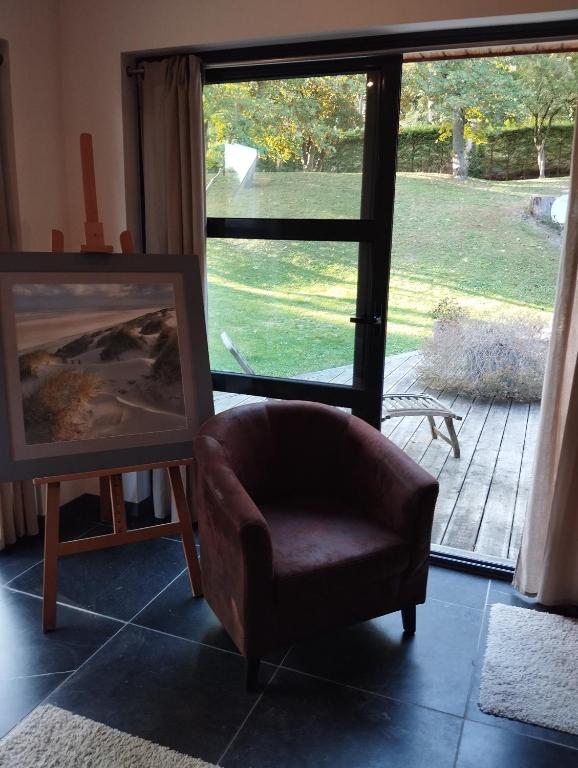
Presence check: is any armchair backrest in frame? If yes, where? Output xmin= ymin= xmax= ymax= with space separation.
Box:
xmin=198 ymin=401 xmax=352 ymax=501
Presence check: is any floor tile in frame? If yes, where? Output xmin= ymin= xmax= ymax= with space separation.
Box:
xmin=284 ymin=598 xmax=482 ymax=717
xmin=134 ymin=571 xmax=286 ymax=663
xmin=222 ymin=668 xmax=462 ymax=768
xmin=428 ymin=566 xmax=490 ymax=610
xmin=456 ymin=720 xmax=578 ymax=768
xmin=48 ymin=623 xmax=273 ymax=764
xmin=466 ymin=597 xmax=578 ymax=750
xmin=0 ymin=587 xmax=120 ymax=680
xmin=8 ymin=537 xmax=186 ymax=621
xmin=0 ymin=536 xmax=43 ymax=586
xmin=0 ymin=672 xmax=70 ymax=739
xmin=0 ymin=494 xmax=103 ymax=587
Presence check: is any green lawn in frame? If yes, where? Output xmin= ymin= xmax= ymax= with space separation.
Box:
xmin=207 ymin=172 xmax=566 ymax=377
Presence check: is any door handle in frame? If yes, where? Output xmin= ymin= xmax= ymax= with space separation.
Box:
xmin=349 ymin=315 xmax=382 ymax=326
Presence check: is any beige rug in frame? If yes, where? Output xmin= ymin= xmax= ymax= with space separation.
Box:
xmin=479 ymin=603 xmax=578 ymax=735
xmin=0 ymin=705 xmax=218 ymax=767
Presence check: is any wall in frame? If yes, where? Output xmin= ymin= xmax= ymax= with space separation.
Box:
xmin=0 ymin=0 xmax=65 ymax=250
xmin=57 ymin=0 xmax=578 ymax=247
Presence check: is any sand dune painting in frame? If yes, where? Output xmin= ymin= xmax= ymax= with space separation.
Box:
xmin=14 ymin=282 xmax=187 ymax=446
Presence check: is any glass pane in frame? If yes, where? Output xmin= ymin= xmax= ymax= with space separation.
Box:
xmin=204 ymin=75 xmax=369 ymax=218
xmin=207 ymin=239 xmax=358 ymax=382
xmin=385 ymin=56 xmax=567 ymax=566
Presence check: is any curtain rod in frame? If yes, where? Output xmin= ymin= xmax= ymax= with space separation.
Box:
xmin=126 ymin=37 xmax=578 ymax=77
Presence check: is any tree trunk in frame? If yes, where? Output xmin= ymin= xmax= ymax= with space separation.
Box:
xmin=452 ymin=110 xmax=468 ymax=180
xmin=537 ymin=141 xmax=546 ymax=178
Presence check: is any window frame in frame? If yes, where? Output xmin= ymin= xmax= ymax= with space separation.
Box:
xmin=204 ymin=56 xmax=402 ymax=428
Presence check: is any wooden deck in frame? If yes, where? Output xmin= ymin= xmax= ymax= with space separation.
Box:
xmin=213 ymin=350 xmax=540 ymax=564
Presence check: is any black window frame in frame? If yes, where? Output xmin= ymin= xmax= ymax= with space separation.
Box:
xmin=205 ymin=56 xmax=402 ymax=429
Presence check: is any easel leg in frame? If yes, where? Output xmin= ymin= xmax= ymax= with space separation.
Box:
xmin=43 ymin=482 xmax=61 ymax=632
xmin=108 ymin=474 xmax=127 ymax=534
xmin=99 ymin=476 xmax=113 ymax=523
xmin=167 ymin=466 xmax=203 ymax=597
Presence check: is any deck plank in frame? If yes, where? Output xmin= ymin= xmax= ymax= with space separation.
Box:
xmin=474 ymin=402 xmax=530 ymax=559
xmin=429 ymin=397 xmax=494 ymax=545
xmin=508 ymin=401 xmax=541 ymax=560
xmin=441 ymin=400 xmax=511 ymax=551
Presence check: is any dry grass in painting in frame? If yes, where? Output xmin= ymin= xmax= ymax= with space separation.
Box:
xmin=23 ymin=369 xmax=102 ymax=442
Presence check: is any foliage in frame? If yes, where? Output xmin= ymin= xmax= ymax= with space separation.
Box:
xmin=507 ymin=54 xmax=578 ymax=176
xmin=19 ymin=351 xmax=54 ymax=379
xmin=431 ymin=297 xmax=467 ymax=322
xmin=98 ymin=327 xmax=142 ymax=361
xmin=55 ymin=334 xmax=92 ymax=359
xmin=23 ymin=370 xmax=101 ymax=442
xmin=204 ymin=76 xmax=366 ymax=172
xmin=152 ymin=327 xmax=181 ymax=385
xmin=418 ymin=316 xmax=548 ymax=401
xmin=395 ymin=123 xmax=574 ymax=179
xmin=402 ymin=59 xmax=519 ymax=177
xmin=468 ymin=123 xmax=574 ymax=180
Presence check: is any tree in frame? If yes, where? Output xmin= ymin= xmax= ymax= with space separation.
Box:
xmin=203 ymin=76 xmax=366 ymax=171
xmin=408 ymin=59 xmax=518 ymax=179
xmin=510 ymin=54 xmax=578 ymax=177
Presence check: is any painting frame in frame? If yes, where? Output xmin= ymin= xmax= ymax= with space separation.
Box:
xmin=0 ymin=252 xmax=214 ymax=481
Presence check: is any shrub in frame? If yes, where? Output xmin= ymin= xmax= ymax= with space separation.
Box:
xmin=55 ymin=334 xmax=92 ymax=359
xmin=140 ymin=316 xmax=165 ymax=335
xmin=19 ymin=350 xmax=53 ymax=379
xmin=431 ymin=296 xmax=468 ymax=323
xmin=418 ymin=317 xmax=547 ymax=401
xmin=152 ymin=327 xmax=182 ymax=386
xmin=98 ymin=327 xmax=142 ymax=361
xmin=23 ymin=369 xmax=101 ymax=442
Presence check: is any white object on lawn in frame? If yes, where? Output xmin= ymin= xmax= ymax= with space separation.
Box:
xmin=551 ymin=193 xmax=569 ymax=225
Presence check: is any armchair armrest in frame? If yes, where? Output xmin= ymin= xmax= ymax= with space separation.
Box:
xmin=341 ymin=417 xmax=439 ymax=572
xmin=193 ymin=435 xmax=274 ymax=654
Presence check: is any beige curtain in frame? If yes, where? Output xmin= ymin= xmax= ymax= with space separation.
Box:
xmin=513 ymin=117 xmax=578 ymax=606
xmin=139 ymin=54 xmax=206 ymax=519
xmin=140 ymin=54 xmax=206 ymax=282
xmin=0 ymin=97 xmax=39 ymax=550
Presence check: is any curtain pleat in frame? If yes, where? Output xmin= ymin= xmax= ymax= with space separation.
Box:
xmin=0 ymin=85 xmax=39 ymax=550
xmin=514 ymin=113 xmax=578 ymax=606
xmin=138 ymin=54 xmax=206 ymax=519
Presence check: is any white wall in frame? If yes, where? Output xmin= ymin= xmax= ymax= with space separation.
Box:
xmin=0 ymin=0 xmax=65 ymax=250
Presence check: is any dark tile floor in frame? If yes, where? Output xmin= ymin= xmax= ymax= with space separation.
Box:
xmin=1 ymin=495 xmax=577 ymax=767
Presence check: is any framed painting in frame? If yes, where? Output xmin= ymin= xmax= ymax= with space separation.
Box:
xmin=0 ymin=252 xmax=214 ymax=481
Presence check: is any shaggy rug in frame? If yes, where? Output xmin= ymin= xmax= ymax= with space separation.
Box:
xmin=479 ymin=603 xmax=578 ymax=735
xmin=0 ymin=705 xmax=218 ymax=767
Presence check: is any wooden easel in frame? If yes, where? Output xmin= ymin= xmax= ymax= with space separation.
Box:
xmin=38 ymin=133 xmax=202 ymax=632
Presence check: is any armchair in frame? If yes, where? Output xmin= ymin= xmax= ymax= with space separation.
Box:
xmin=193 ymin=400 xmax=439 ymax=688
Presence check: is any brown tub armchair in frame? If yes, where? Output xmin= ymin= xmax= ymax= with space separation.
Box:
xmin=193 ymin=401 xmax=439 ymax=689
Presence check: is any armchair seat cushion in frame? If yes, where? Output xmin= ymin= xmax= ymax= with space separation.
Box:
xmin=261 ymin=498 xmax=410 ymax=603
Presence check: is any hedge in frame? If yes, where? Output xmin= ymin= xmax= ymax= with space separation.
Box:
xmin=209 ymin=123 xmax=574 ymax=179
xmin=468 ymin=124 xmax=574 ymax=180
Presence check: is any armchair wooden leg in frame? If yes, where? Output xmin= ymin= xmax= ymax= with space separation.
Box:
xmin=401 ymin=605 xmax=416 ymax=635
xmin=246 ymin=657 xmax=261 ymax=692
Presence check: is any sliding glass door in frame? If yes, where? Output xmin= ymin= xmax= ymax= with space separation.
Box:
xmin=204 ymin=58 xmax=402 ymax=427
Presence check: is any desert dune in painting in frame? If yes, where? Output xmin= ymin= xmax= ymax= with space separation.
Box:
xmin=14 ymin=283 xmax=186 ymax=445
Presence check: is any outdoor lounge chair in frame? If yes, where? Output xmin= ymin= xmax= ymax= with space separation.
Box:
xmin=220 ymin=331 xmax=462 ymax=458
